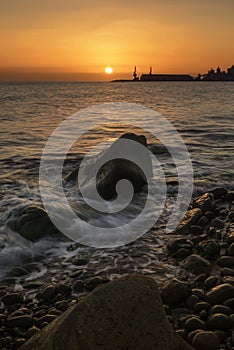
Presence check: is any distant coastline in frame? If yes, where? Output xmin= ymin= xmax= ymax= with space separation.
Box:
xmin=111 ymin=64 xmax=234 ymax=82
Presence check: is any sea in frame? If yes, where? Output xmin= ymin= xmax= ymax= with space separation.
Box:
xmin=0 ymin=81 xmax=233 ymax=281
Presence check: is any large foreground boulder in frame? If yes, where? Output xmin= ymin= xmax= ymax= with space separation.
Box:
xmin=20 ymin=275 xmax=194 ymax=350
xmin=66 ymin=133 xmax=153 ymax=200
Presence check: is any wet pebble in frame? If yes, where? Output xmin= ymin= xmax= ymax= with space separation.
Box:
xmin=192 ymin=331 xmax=220 ymax=350
xmin=208 ymin=313 xmax=232 ymax=330
xmin=184 ymin=316 xmax=206 ymax=331
xmin=2 ymin=293 xmax=24 ymax=306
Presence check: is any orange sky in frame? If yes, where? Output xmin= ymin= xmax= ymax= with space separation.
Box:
xmin=0 ymin=0 xmax=233 ymax=81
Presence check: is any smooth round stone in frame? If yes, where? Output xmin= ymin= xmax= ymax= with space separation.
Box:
xmin=40 ymin=285 xmax=55 ymax=301
xmin=181 ymin=254 xmax=211 ymax=275
xmin=199 ymin=239 xmax=220 ymax=257
xmin=14 ymin=338 xmax=26 ymax=348
xmin=73 ymin=280 xmax=84 ymax=292
xmin=193 ymin=301 xmax=210 ymax=313
xmin=213 ymin=330 xmax=228 ymax=342
xmin=192 ymin=331 xmax=220 ymax=350
xmin=223 ymin=298 xmax=234 ymax=309
xmin=218 ymin=256 xmax=234 ymax=267
xmin=199 ymin=310 xmax=208 ymax=321
xmin=208 ymin=313 xmax=232 ymax=330
xmin=192 ymin=288 xmax=205 ymax=299
xmin=229 ymin=314 xmax=234 ymax=326
xmin=6 ymin=315 xmax=34 ymax=329
xmin=187 ymin=329 xmax=203 ymax=343
xmin=228 ymin=242 xmax=234 ymax=256
xmin=171 ymin=248 xmax=191 ymax=260
xmin=204 ymin=276 xmax=218 ymax=289
xmin=210 ymin=305 xmax=232 ymax=316
xmin=1 ymin=293 xmax=24 ymax=306
xmin=221 ymin=268 xmax=234 ymax=276
xmin=206 ymin=284 xmax=234 ymax=304
xmin=55 ymin=284 xmax=72 ymax=296
xmin=197 ymin=216 xmax=209 ymax=227
xmin=161 ymin=278 xmax=189 ymax=306
xmin=211 ymin=218 xmax=224 ymax=229
xmin=184 ymin=316 xmax=206 ymax=331
xmin=26 ymin=326 xmax=40 ymax=338
xmin=186 ymin=294 xmax=199 ymax=309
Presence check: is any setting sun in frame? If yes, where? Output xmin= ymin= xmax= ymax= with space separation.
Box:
xmin=105 ymin=66 xmax=113 ymax=74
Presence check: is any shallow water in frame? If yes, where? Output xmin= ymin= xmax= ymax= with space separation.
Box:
xmin=0 ymin=81 xmax=233 ymax=279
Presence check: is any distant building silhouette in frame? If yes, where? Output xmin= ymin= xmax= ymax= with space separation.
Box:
xmin=140 ymin=74 xmax=193 ymax=81
xmin=133 ymin=66 xmax=139 ymax=81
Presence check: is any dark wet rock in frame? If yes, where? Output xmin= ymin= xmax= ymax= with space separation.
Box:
xmin=8 ymin=205 xmax=64 ymax=241
xmin=187 ymin=329 xmax=202 ymax=344
xmin=199 ymin=309 xmax=208 ymax=320
xmin=85 ymin=276 xmax=109 ymax=291
xmin=228 ymin=242 xmax=234 ymax=256
xmin=223 ymin=298 xmax=234 ymax=309
xmin=191 ymin=288 xmax=205 ymax=299
xmin=206 ymin=284 xmax=234 ymax=304
xmin=2 ymin=293 xmax=24 ymax=306
xmin=20 ymin=275 xmax=194 ymax=350
xmin=204 ymin=276 xmax=218 ymax=290
xmin=192 ymin=331 xmax=220 ymax=350
xmin=218 ymin=256 xmax=234 ymax=267
xmin=37 ymin=314 xmax=57 ymax=326
xmin=221 ymin=268 xmax=234 ymax=276
xmin=190 ymin=225 xmax=204 ymax=235
xmin=198 ymin=240 xmax=220 ymax=258
xmin=193 ymin=192 xmax=215 ymax=212
xmin=171 ymin=248 xmax=191 ymax=260
xmin=6 ymin=315 xmax=34 ymax=329
xmin=214 ymin=330 xmax=228 ymax=343
xmin=209 ymin=187 xmax=227 ymax=200
xmin=53 ymin=301 xmax=68 ymax=312
xmin=184 ymin=316 xmax=206 ymax=331
xmin=186 ymin=295 xmax=199 ymax=309
xmin=211 ymin=218 xmax=225 ymax=230
xmin=70 ymin=269 xmax=83 ymax=278
xmin=40 ymin=285 xmax=55 ymax=302
xmin=204 ymin=211 xmax=216 ymax=220
xmin=161 ymin=278 xmax=189 ymax=306
xmin=193 ymin=274 xmax=207 ymax=287
xmin=193 ymin=301 xmax=210 ymax=313
xmin=67 ymin=133 xmax=153 ymax=200
xmin=181 ymin=254 xmax=211 ymax=275
xmin=73 ymin=279 xmax=84 ymax=292
xmin=72 ymin=258 xmax=89 ymax=266
xmin=196 ymin=216 xmax=209 ymax=228
xmin=167 ymin=238 xmax=193 ymax=254
xmin=26 ymin=326 xmax=40 ymax=338
xmin=208 ymin=313 xmax=232 ymax=330
xmin=176 ymin=208 xmax=203 ymax=234
xmin=210 ymin=305 xmax=232 ymax=316
xmin=55 ymin=284 xmax=72 ymax=296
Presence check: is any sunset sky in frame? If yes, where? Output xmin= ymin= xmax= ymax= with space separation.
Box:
xmin=0 ymin=0 xmax=234 ymax=81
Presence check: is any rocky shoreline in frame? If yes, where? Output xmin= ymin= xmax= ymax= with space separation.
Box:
xmin=0 ymin=187 xmax=233 ymax=349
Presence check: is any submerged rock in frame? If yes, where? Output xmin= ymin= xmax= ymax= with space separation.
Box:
xmin=7 ymin=204 xmax=66 ymax=241
xmin=20 ymin=275 xmax=194 ymax=350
